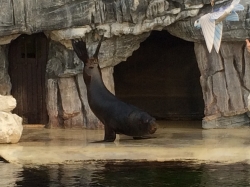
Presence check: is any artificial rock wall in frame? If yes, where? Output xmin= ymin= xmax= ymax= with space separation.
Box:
xmin=0 ymin=0 xmax=250 ymax=128
xmin=195 ymin=42 xmax=250 ymax=128
xmin=0 ymin=45 xmax=11 ymax=95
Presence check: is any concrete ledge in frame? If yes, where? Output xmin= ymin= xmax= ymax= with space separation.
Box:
xmin=0 ymin=121 xmax=250 ymax=165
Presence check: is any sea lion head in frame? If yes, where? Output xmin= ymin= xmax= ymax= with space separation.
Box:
xmin=72 ymin=36 xmax=104 ymax=83
xmin=82 ymin=57 xmax=102 ymax=84
xmin=148 ymin=119 xmax=158 ymax=134
xmin=140 ymin=113 xmax=158 ymax=135
xmin=84 ymin=58 xmax=100 ymax=74
xmin=128 ymin=111 xmax=158 ymax=135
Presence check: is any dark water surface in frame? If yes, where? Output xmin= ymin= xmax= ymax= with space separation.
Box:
xmin=1 ymin=160 xmax=250 ymax=187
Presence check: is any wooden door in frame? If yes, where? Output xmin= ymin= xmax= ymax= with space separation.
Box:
xmin=8 ymin=33 xmax=48 ymax=124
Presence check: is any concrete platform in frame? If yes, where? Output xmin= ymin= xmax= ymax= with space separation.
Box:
xmin=1 ymin=121 xmax=250 ymax=165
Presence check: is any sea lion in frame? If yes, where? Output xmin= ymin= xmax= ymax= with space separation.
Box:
xmin=71 ymin=36 xmax=157 ymax=142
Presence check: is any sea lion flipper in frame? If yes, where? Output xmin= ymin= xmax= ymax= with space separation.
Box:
xmin=90 ymin=128 xmax=116 ymax=143
xmin=71 ymin=39 xmax=89 ymax=62
xmin=93 ymin=35 xmax=104 ymax=58
xmin=90 ymin=125 xmax=116 ymax=143
xmin=104 ymin=125 xmax=116 ymax=142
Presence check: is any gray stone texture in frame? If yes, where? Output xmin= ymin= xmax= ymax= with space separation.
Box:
xmin=202 ymin=114 xmax=250 ymax=129
xmin=166 ymin=0 xmax=250 ymax=42
xmin=58 ymin=77 xmax=84 ymax=128
xmin=195 ymin=42 xmax=250 ymax=128
xmin=46 ymin=41 xmax=86 ymax=128
xmin=46 ymin=79 xmax=61 ymax=128
xmin=0 ymin=0 xmax=248 ymax=42
xmin=0 ymin=45 xmax=11 ymax=95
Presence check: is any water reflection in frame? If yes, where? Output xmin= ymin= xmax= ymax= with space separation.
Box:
xmin=0 ymin=160 xmax=23 ymax=187
xmin=1 ymin=161 xmax=250 ymax=187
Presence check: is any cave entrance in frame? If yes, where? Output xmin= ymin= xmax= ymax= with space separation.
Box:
xmin=8 ymin=33 xmax=48 ymax=124
xmin=114 ymin=30 xmax=204 ymax=121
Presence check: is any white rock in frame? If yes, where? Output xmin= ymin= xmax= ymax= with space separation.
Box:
xmin=48 ymin=26 xmax=92 ymax=41
xmin=0 ymin=112 xmax=23 ymax=143
xmin=45 ymin=26 xmax=92 ymax=49
xmin=0 ymin=34 xmax=20 ymax=45
xmin=0 ymin=95 xmax=23 ymax=144
xmin=0 ymin=95 xmax=16 ymax=112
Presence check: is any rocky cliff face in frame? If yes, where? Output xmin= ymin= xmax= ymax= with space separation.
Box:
xmin=195 ymin=42 xmax=250 ymax=128
xmin=0 ymin=0 xmax=206 ymax=37
xmin=0 ymin=0 xmax=250 ymax=128
xmin=0 ymin=0 xmax=249 ymax=39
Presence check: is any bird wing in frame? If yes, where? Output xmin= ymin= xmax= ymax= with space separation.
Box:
xmin=198 ymin=0 xmax=243 ymax=54
xmin=226 ymin=10 xmax=239 ymax=21
xmin=200 ymin=13 xmax=215 ymax=53
xmin=210 ymin=10 xmax=226 ymax=20
xmin=213 ymin=22 xmax=223 ymax=53
xmin=210 ymin=1 xmax=244 ymax=20
xmin=233 ymin=4 xmax=244 ymax=11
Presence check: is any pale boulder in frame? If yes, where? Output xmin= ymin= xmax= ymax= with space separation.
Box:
xmin=0 ymin=95 xmax=16 ymax=112
xmin=0 ymin=95 xmax=23 ymax=143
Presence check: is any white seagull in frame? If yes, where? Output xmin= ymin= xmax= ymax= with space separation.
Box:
xmin=194 ymin=0 xmax=244 ymax=53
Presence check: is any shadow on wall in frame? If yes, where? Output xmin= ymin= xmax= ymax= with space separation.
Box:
xmin=114 ymin=30 xmax=204 ymax=120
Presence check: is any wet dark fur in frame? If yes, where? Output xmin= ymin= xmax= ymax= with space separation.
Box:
xmin=72 ymin=37 xmax=157 ymax=142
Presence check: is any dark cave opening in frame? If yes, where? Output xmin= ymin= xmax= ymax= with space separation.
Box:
xmin=114 ymin=30 xmax=204 ymax=121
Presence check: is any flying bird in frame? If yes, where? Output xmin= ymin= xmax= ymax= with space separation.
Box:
xmin=194 ymin=0 xmax=244 ymax=53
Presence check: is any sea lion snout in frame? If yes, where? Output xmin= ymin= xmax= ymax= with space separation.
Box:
xmin=140 ymin=114 xmax=157 ymax=135
xmin=148 ymin=120 xmax=158 ymax=134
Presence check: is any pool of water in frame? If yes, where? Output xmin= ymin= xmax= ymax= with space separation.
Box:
xmin=1 ymin=160 xmax=250 ymax=187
